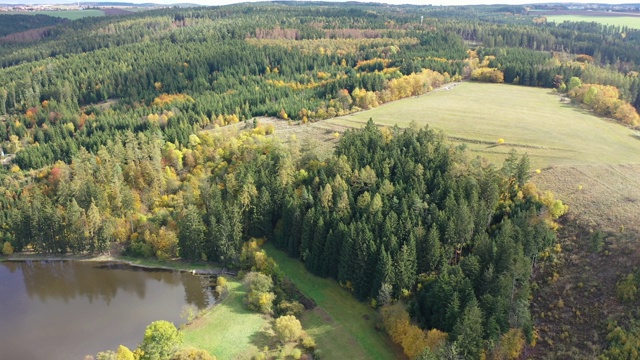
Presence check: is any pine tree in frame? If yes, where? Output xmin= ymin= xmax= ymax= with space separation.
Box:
xmin=453 ymin=299 xmax=484 ymax=360
xmin=178 ymin=205 xmax=206 ymax=260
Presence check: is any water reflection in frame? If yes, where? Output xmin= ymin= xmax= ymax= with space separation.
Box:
xmin=0 ymin=261 xmax=215 ymax=360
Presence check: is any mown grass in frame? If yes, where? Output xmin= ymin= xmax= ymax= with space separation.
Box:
xmin=182 ymin=279 xmax=269 ymax=360
xmin=328 ymin=82 xmax=640 ymax=169
xmin=263 ymin=243 xmax=403 ymax=360
xmin=547 ymin=15 xmax=640 ymax=29
xmin=14 ymin=10 xmax=105 ymax=19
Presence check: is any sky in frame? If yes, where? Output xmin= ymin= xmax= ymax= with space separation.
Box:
xmin=5 ymin=0 xmax=640 ymax=5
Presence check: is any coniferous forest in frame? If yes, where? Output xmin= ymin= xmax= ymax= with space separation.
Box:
xmin=1 ymin=2 xmax=640 ymax=359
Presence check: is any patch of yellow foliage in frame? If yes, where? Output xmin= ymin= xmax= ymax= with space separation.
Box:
xmin=152 ymin=93 xmax=194 ymax=107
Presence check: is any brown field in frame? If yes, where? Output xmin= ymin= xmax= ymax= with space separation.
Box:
xmin=534 ymin=164 xmax=640 ymax=233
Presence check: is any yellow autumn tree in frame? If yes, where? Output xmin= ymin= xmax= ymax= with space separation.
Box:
xmin=381 ymin=303 xmax=442 ymax=358
xmin=274 ymin=315 xmax=303 ymax=343
xmin=2 ymin=241 xmax=14 ymax=255
xmin=494 ymin=329 xmax=525 ymax=360
xmin=116 ymin=345 xmax=135 ymax=360
xmin=471 ymin=68 xmax=504 ymax=83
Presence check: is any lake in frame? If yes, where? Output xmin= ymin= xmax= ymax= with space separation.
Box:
xmin=0 ymin=261 xmax=215 ymax=360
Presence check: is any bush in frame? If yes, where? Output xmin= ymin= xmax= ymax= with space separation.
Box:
xmin=215 ymin=276 xmax=228 ymax=297
xmin=180 ymin=304 xmax=199 ymax=324
xmin=616 ymin=274 xmax=638 ymax=303
xmin=589 ymin=230 xmax=605 ymax=253
xmin=301 ymin=333 xmax=316 ymax=350
xmin=2 ymin=241 xmax=14 ymax=255
xmin=244 ymin=271 xmax=276 ymax=314
xmin=116 ymin=345 xmax=135 ymax=360
xmin=171 ymin=347 xmax=216 ymax=360
xmin=274 ymin=315 xmax=303 ymax=343
xmin=277 ymin=300 xmax=305 ymax=317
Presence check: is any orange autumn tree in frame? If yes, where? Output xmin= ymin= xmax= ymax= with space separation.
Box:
xmin=381 ymin=303 xmax=447 ymax=359
xmin=570 ymin=84 xmax=640 ymax=125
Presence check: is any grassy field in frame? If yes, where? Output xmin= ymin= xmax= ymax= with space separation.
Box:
xmin=263 ymin=243 xmax=403 ymax=360
xmin=182 ymin=279 xmax=269 ymax=360
xmin=14 ymin=10 xmax=105 ymax=19
xmin=547 ymin=15 xmax=640 ymax=29
xmin=328 ymin=82 xmax=640 ymax=169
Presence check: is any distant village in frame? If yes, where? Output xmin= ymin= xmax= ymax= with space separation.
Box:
xmin=0 ymin=3 xmax=152 ymax=12
xmin=1 ymin=4 xmax=85 ymax=12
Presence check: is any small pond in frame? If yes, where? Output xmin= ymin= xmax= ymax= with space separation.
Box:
xmin=0 ymin=261 xmax=215 ymax=360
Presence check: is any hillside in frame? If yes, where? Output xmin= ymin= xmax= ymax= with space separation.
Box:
xmin=319 ymin=82 xmax=640 ymax=358
xmin=323 ymin=82 xmax=640 ymax=232
xmin=1 ymin=3 xmax=640 ymax=359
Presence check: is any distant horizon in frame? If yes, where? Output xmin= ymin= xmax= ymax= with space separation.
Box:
xmin=3 ymin=0 xmax=640 ymax=7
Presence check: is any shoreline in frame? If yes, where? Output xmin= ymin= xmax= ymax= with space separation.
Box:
xmin=1 ymin=253 xmax=236 ymax=276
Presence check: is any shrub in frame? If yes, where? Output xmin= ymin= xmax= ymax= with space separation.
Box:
xmin=277 ymin=300 xmax=305 ymax=317
xmin=171 ymin=347 xmax=216 ymax=360
xmin=291 ymin=348 xmax=302 ymax=360
xmin=2 ymin=241 xmax=14 ymax=255
xmin=215 ymin=276 xmax=228 ymax=297
xmin=301 ymin=333 xmax=316 ymax=350
xmin=274 ymin=315 xmax=303 ymax=343
xmin=116 ymin=345 xmax=135 ymax=360
xmin=616 ymin=274 xmax=638 ymax=303
xmin=244 ymin=272 xmax=276 ymax=314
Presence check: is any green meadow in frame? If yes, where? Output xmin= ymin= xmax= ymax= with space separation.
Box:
xmin=328 ymin=82 xmax=640 ymax=169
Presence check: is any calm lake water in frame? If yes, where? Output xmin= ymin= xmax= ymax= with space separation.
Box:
xmin=0 ymin=261 xmax=215 ymax=360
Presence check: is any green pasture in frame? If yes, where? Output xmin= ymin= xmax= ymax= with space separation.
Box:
xmin=547 ymin=15 xmax=640 ymax=29
xmin=264 ymin=243 xmax=403 ymax=360
xmin=182 ymin=279 xmax=269 ymax=359
xmin=328 ymin=82 xmax=640 ymax=169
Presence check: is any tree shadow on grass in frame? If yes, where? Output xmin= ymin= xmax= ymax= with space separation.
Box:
xmin=249 ymin=326 xmax=276 ymax=350
xmin=559 ymin=102 xmax=601 ymax=116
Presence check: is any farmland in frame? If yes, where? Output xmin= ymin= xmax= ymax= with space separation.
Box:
xmin=546 ymin=15 xmax=640 ymax=29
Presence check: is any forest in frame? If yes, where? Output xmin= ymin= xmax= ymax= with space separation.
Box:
xmin=1 ymin=2 xmax=640 ymax=359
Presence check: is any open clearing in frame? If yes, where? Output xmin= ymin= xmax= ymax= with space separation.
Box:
xmin=264 ymin=243 xmax=403 ymax=360
xmin=546 ymin=15 xmax=640 ymax=29
xmin=329 ymin=82 xmax=640 ymax=169
xmin=182 ymin=279 xmax=269 ymax=360
xmin=322 ymin=82 xmax=640 ymax=235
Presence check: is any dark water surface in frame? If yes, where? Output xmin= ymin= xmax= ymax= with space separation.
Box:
xmin=0 ymin=261 xmax=214 ymax=360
